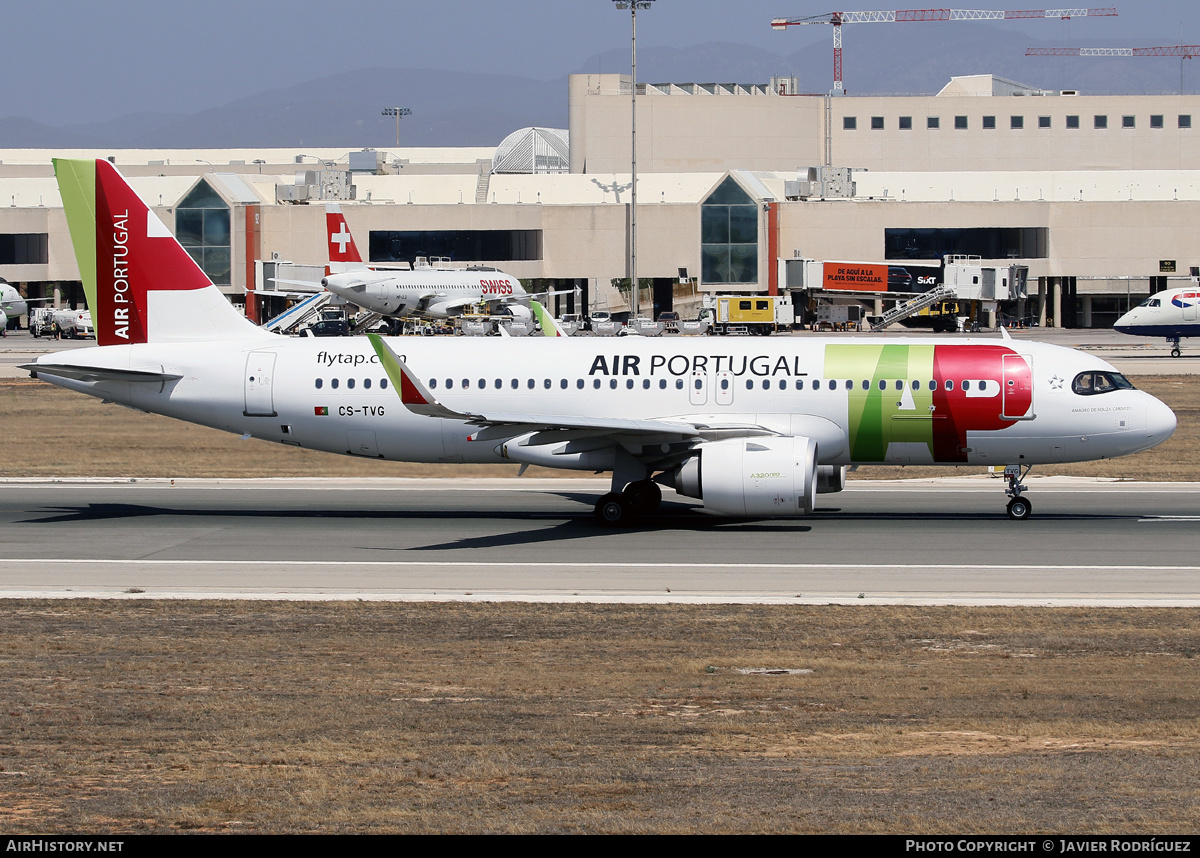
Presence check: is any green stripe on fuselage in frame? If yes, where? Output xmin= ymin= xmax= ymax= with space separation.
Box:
xmin=52 ymin=160 xmax=98 ymax=331
xmin=825 ymin=344 xmax=935 ymax=462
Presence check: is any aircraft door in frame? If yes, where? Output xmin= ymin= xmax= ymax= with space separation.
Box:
xmin=244 ymin=351 xmax=277 ymax=417
xmin=1183 ymin=291 xmax=1198 ymax=322
xmin=689 ymin=370 xmax=708 ymax=406
xmin=1000 ymin=353 xmax=1034 ymax=420
xmin=715 ymin=370 xmax=734 ymax=406
xmin=347 ymin=430 xmax=380 ymax=458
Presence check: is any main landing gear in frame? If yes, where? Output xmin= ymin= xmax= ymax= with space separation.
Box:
xmin=1004 ymin=464 xmax=1033 ymax=521
xmin=1169 ymin=337 xmax=1183 ymax=358
xmin=593 ymin=479 xmax=662 ymax=527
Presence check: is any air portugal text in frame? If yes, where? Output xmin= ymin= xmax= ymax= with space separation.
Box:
xmin=111 ymin=210 xmax=132 ymax=340
xmin=589 ymin=353 xmax=807 ymax=378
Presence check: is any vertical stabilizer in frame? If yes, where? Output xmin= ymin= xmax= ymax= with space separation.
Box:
xmin=53 ymin=158 xmax=262 ymax=345
xmin=326 ymin=204 xmax=366 ymax=272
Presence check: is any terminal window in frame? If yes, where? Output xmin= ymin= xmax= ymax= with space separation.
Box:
xmin=1094 ymin=115 xmax=1108 ymax=129
xmin=701 ymin=176 xmax=758 ymax=285
xmin=1180 ymin=115 xmax=1192 ymax=128
xmin=899 ymin=116 xmax=912 ymax=130
xmin=0 ymin=233 xmax=48 ymax=265
xmin=175 ymin=180 xmax=230 ymax=287
xmin=1039 ymin=116 xmax=1051 ymax=128
xmin=954 ymin=115 xmax=968 ymax=129
xmin=843 ymin=116 xmax=857 ymax=130
xmin=982 ymin=115 xmax=996 ymax=129
xmin=1151 ymin=114 xmax=1164 ymax=128
xmin=871 ymin=116 xmax=884 ymax=130
xmin=885 ymin=227 xmax=1048 ymax=261
xmin=1123 ymin=115 xmax=1135 ymax=128
xmin=1066 ymin=115 xmax=1080 ymax=129
xmin=368 ymin=230 xmax=542 ymax=263
xmin=1010 ymin=115 xmax=1024 ymax=129
xmin=927 ymin=116 xmax=940 ymax=129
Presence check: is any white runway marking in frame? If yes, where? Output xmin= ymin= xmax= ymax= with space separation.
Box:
xmin=8 ymin=559 xmax=1200 ymax=572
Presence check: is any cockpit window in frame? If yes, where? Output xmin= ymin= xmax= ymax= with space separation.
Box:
xmin=1072 ymin=371 xmax=1135 ymax=396
xmin=1138 ymin=297 xmax=1161 ymax=308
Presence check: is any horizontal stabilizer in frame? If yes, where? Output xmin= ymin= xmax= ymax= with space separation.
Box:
xmin=22 ymin=363 xmax=183 ymax=384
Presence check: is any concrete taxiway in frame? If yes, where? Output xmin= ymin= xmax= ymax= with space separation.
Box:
xmin=2 ymin=477 xmax=1198 ymax=605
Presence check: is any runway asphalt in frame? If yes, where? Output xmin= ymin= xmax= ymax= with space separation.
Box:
xmin=3 ymin=476 xmax=1198 ymax=605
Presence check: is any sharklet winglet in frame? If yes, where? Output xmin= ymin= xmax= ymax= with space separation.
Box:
xmin=366 ymin=333 xmax=472 ymax=420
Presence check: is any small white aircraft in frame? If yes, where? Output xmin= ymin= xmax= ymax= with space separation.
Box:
xmin=1114 ymin=285 xmax=1200 ymax=357
xmin=1 ymin=279 xmax=53 ymax=331
xmin=319 ymin=205 xmax=533 ymax=323
xmin=27 ymin=159 xmax=1176 ymax=524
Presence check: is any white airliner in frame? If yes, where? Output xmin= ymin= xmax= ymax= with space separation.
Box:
xmin=1114 ymin=285 xmax=1200 ymax=357
xmin=26 ymin=160 xmax=1176 ymax=523
xmin=1 ymin=279 xmax=52 ymax=331
xmin=318 ymin=205 xmax=533 ymax=322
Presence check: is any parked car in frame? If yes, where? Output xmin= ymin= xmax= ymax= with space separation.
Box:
xmin=300 ymin=319 xmax=350 ymax=337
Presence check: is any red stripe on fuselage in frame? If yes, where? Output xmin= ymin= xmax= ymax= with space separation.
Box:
xmin=930 ymin=345 xmax=1031 ymax=461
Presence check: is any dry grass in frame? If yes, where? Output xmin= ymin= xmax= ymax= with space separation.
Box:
xmin=0 ymin=376 xmax=1196 ymax=480
xmin=2 ymin=601 xmax=1199 ymax=834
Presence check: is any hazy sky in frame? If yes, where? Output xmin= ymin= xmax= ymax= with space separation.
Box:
xmin=7 ymin=0 xmax=1200 ymax=125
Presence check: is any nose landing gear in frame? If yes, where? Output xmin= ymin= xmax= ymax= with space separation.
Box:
xmin=1169 ymin=337 xmax=1183 ymax=358
xmin=1004 ymin=464 xmax=1033 ymax=521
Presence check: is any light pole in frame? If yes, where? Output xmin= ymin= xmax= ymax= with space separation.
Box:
xmin=382 ymin=107 xmax=412 ymax=149
xmin=614 ymin=0 xmax=653 ymax=320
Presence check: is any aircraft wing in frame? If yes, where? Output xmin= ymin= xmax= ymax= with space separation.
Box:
xmin=22 ymin=363 xmax=183 ymax=384
xmin=366 ymin=334 xmax=708 ymax=439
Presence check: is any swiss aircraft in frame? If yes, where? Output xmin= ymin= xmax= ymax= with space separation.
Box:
xmin=26 ymin=159 xmax=1177 ymax=523
xmin=316 ymin=205 xmax=533 ymax=322
xmin=1114 ymin=285 xmax=1200 ymax=357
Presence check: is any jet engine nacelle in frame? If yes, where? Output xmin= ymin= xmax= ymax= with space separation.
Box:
xmin=505 ymin=303 xmax=532 ymax=322
xmin=816 ymin=464 xmax=848 ymax=494
xmin=673 ymin=436 xmax=818 ymax=517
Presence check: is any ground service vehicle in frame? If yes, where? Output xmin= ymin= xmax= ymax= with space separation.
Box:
xmin=703 ymin=296 xmax=794 ymax=335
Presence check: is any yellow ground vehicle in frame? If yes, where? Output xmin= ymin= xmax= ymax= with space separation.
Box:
xmin=701 ymin=296 xmax=794 ymax=335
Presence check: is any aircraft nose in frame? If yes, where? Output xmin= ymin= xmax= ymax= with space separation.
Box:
xmin=1113 ymin=310 xmax=1136 ymax=333
xmin=1145 ymin=396 xmax=1177 ymax=448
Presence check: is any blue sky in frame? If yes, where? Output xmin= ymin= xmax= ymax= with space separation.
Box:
xmin=6 ymin=0 xmax=1199 ymax=125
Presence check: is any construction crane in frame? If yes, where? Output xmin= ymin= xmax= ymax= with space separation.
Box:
xmin=1026 ymin=44 xmax=1200 ymax=93
xmin=771 ymin=8 xmax=1119 ymax=95
xmin=1026 ymin=45 xmax=1200 ymax=57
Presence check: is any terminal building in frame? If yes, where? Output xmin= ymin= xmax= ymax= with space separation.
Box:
xmin=2 ymin=72 xmax=1199 ymax=330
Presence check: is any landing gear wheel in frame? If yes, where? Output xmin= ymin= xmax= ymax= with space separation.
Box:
xmin=594 ymin=492 xmax=631 ymax=527
xmin=1172 ymin=347 xmax=1182 ymax=358
xmin=1006 ymin=496 xmax=1032 ymax=521
xmin=623 ymin=480 xmax=662 ymax=515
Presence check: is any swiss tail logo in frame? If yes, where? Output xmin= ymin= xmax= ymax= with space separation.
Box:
xmin=326 ymin=204 xmax=363 ymax=266
xmin=55 ymin=159 xmax=212 ymax=346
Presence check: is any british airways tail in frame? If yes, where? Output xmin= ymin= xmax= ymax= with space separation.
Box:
xmin=54 ymin=158 xmax=264 ymax=345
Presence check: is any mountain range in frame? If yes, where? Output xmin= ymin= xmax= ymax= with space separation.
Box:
xmin=3 ymin=24 xmax=1194 ymax=150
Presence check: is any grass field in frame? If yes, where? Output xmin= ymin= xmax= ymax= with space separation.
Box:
xmin=4 ymin=601 xmax=1200 ymax=834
